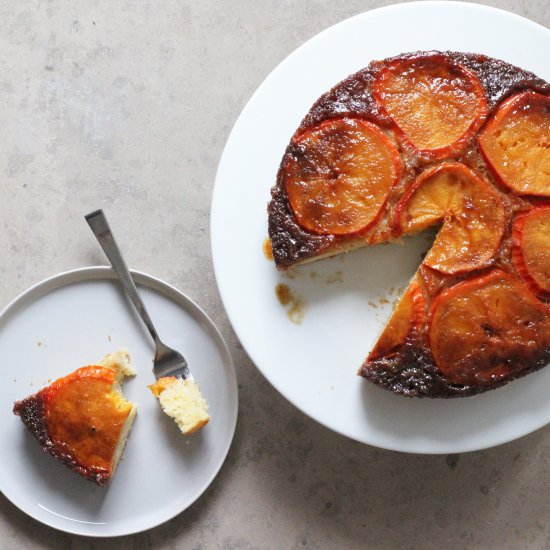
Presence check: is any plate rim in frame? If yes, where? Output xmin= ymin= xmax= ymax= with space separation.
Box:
xmin=210 ymin=1 xmax=550 ymax=454
xmin=0 ymin=266 xmax=239 ymax=537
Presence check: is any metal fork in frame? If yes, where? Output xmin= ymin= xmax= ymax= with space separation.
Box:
xmin=85 ymin=209 xmax=193 ymax=381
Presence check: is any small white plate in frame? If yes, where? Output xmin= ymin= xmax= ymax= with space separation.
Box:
xmin=211 ymin=2 xmax=550 ymax=454
xmin=0 ymin=267 xmax=238 ymax=537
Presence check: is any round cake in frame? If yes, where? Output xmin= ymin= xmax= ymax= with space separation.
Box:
xmin=267 ymin=51 xmax=550 ymax=397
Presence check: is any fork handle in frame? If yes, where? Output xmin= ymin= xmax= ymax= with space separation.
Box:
xmin=85 ymin=209 xmax=161 ymax=346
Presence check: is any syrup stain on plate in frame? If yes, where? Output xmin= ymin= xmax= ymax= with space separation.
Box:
xmin=275 ymin=283 xmax=305 ymax=324
xmin=263 ymin=238 xmax=274 ymax=261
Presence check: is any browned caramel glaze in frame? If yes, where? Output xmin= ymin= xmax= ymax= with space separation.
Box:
xmin=13 ymin=366 xmax=131 ymax=484
xmin=267 ymin=50 xmax=550 ymax=397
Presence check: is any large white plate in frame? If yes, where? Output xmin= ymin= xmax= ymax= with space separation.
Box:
xmin=211 ymin=1 xmax=550 ymax=454
xmin=0 ymin=267 xmax=238 ymax=536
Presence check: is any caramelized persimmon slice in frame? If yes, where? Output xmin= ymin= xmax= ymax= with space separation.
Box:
xmin=374 ymin=55 xmax=487 ymax=156
xmin=479 ymin=92 xmax=550 ymax=196
xmin=283 ymin=118 xmax=402 ymax=235
xmin=395 ymin=163 xmax=506 ymax=274
xmin=43 ymin=366 xmax=132 ymax=471
xmin=512 ymin=206 xmax=550 ymax=296
xmin=368 ymin=277 xmax=425 ymax=360
xmin=429 ymin=270 xmax=550 ymax=385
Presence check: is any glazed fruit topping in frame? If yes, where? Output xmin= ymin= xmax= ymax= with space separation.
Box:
xmin=374 ymin=55 xmax=487 ymax=156
xmin=368 ymin=277 xmax=425 ymax=360
xmin=429 ymin=269 xmax=550 ymax=385
xmin=395 ymin=162 xmax=506 ymax=274
xmin=283 ymin=117 xmax=402 ymax=235
xmin=478 ymin=91 xmax=550 ymax=196
xmin=512 ymin=205 xmax=550 ymax=296
xmin=43 ymin=366 xmax=132 ymax=472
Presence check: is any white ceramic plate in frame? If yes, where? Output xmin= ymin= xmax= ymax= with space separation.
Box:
xmin=0 ymin=267 xmax=238 ymax=536
xmin=211 ymin=1 xmax=550 ymax=454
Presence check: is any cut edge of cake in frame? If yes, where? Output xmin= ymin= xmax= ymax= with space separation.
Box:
xmin=97 ymin=348 xmax=138 ymax=476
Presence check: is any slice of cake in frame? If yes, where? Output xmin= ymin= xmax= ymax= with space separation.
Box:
xmin=13 ymin=349 xmax=137 ymax=485
xmin=149 ymin=377 xmax=210 ymax=435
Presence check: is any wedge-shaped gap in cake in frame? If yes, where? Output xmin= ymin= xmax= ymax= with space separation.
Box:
xmin=395 ymin=162 xmax=507 ymax=275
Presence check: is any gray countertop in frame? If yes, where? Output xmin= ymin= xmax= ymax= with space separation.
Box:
xmin=1 ymin=1 xmax=549 ymax=548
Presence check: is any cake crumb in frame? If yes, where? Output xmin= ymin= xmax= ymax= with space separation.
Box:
xmin=379 ymin=297 xmax=389 ymax=305
xmin=368 ymin=301 xmax=378 ymax=309
xmin=37 ymin=341 xmax=43 ymax=347
xmin=283 ymin=269 xmax=297 ymax=280
xmin=288 ymin=300 xmax=305 ymax=324
xmin=149 ymin=378 xmax=210 ymax=435
xmin=325 ymin=271 xmax=343 ymax=284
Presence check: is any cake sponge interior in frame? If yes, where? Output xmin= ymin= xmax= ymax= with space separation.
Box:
xmin=149 ymin=377 xmax=210 ymax=435
xmin=96 ymin=348 xmax=138 ymax=474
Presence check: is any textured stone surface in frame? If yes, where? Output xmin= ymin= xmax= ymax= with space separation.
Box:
xmin=1 ymin=1 xmax=549 ymax=548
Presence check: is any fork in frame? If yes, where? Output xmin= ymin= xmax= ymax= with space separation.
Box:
xmin=85 ymin=209 xmax=193 ymax=382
